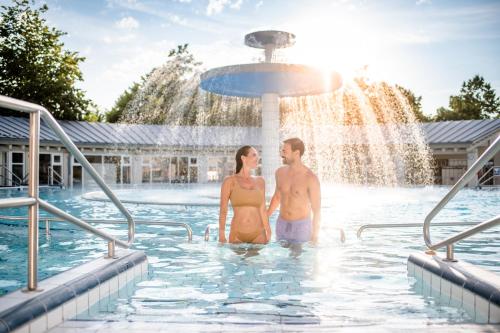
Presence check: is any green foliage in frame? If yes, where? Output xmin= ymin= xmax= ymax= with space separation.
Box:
xmin=0 ymin=0 xmax=92 ymax=120
xmin=396 ymin=85 xmax=432 ymax=122
xmin=435 ymin=75 xmax=500 ymax=121
xmin=119 ymin=43 xmax=203 ymax=125
xmin=106 ymin=83 xmax=140 ymax=123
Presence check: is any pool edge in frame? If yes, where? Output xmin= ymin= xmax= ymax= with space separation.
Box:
xmin=408 ymin=252 xmax=500 ymax=324
xmin=0 ymin=250 xmax=147 ymax=333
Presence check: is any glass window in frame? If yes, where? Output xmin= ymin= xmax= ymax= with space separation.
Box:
xmin=104 ymin=156 xmax=121 ymax=183
xmin=12 ymin=165 xmax=23 ymax=182
xmin=53 ymin=155 xmax=61 ymax=164
xmin=72 ymin=165 xmax=82 ymax=185
xmin=189 ymin=166 xmax=198 ymax=183
xmin=12 ymin=152 xmax=23 ymax=164
xmin=170 ymin=157 xmax=178 ymax=182
xmin=122 ymin=166 xmax=131 ymax=184
xmin=123 ymin=156 xmax=130 ymax=165
xmin=190 ymin=157 xmax=197 ymax=165
xmin=142 ymin=166 xmax=151 ymax=183
xmin=179 ymin=157 xmax=188 ymax=183
xmin=85 ymin=155 xmax=102 ymax=164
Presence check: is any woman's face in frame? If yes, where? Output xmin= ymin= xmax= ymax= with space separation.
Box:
xmin=243 ymin=147 xmax=259 ymax=169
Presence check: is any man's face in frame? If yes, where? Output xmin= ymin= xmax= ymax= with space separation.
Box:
xmin=281 ymin=143 xmax=294 ymax=165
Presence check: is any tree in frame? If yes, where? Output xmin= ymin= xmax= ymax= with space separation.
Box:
xmin=396 ymin=85 xmax=432 ymax=122
xmin=0 ymin=0 xmax=93 ymax=120
xmin=105 ymin=83 xmax=140 ymax=123
xmin=119 ymin=44 xmax=203 ymax=124
xmin=435 ymin=75 xmax=500 ymax=121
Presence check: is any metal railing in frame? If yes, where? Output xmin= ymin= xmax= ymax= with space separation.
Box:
xmin=477 ymin=165 xmax=499 ymax=187
xmin=48 ymin=165 xmax=64 ymax=187
xmin=424 ymin=134 xmax=500 ymax=261
xmin=0 ymin=95 xmax=135 ymax=291
xmin=0 ymin=215 xmax=192 ymax=241
xmin=0 ymin=165 xmax=25 ymax=186
xmin=357 ymin=221 xmax=480 ymax=238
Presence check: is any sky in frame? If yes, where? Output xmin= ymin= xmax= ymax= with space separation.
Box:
xmin=2 ymin=0 xmax=500 ymax=117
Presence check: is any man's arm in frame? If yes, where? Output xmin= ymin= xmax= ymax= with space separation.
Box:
xmin=309 ymin=174 xmax=321 ymax=244
xmin=267 ymin=170 xmax=281 ymax=217
xmin=257 ymin=177 xmax=271 ymax=242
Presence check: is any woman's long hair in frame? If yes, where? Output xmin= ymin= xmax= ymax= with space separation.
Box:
xmin=235 ymin=146 xmax=252 ymax=174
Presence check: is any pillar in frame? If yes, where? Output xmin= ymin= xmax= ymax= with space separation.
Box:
xmin=261 ymin=93 xmax=280 ymax=194
xmin=467 ymin=148 xmax=479 ymax=187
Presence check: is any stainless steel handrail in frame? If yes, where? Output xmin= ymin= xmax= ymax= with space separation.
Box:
xmin=0 ymin=214 xmax=192 ymax=241
xmin=477 ymin=166 xmax=495 ymax=185
xmin=478 ymin=165 xmax=499 ymax=187
xmin=0 ymin=165 xmax=24 ymax=186
xmin=423 ymin=134 xmax=500 ymax=261
xmin=48 ymin=165 xmax=63 ymax=186
xmin=357 ymin=221 xmax=481 ymax=238
xmin=0 ymin=95 xmax=136 ymax=290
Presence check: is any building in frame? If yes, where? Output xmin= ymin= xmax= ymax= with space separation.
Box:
xmin=0 ymin=115 xmax=498 ymax=187
xmin=424 ymin=120 xmax=500 ymax=186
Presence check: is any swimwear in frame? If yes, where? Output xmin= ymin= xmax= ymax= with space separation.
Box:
xmin=276 ymin=216 xmax=312 ymax=243
xmin=229 ymin=179 xmax=263 ymax=208
xmin=235 ymin=229 xmax=266 ymax=243
xmin=229 ymin=178 xmax=266 ymax=243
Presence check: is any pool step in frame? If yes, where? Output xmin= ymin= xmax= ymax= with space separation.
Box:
xmin=408 ymin=252 xmax=500 ymax=324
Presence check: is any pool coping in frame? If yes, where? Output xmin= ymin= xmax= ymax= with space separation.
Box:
xmin=0 ymin=249 xmax=147 ymax=333
xmin=408 ymin=252 xmax=500 ymax=324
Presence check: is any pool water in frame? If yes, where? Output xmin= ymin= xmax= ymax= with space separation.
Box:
xmin=0 ymin=185 xmax=498 ymax=328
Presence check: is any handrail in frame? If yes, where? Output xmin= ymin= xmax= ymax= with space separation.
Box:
xmin=48 ymin=165 xmax=64 ymax=187
xmin=0 ymin=95 xmax=136 ymax=290
xmin=0 ymin=214 xmax=192 ymax=241
xmin=478 ymin=165 xmax=499 ymax=187
xmin=477 ymin=166 xmax=495 ymax=184
xmin=0 ymin=165 xmax=24 ymax=186
xmin=357 ymin=221 xmax=481 ymax=238
xmin=423 ymin=134 xmax=500 ymax=261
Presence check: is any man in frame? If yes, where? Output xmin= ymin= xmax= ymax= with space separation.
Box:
xmin=267 ymin=138 xmax=321 ymax=244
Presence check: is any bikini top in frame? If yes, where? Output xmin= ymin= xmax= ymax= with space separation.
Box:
xmin=230 ymin=178 xmax=263 ymax=208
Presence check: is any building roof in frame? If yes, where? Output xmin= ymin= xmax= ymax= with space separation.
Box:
xmin=420 ymin=119 xmax=500 ymax=144
xmin=0 ymin=115 xmax=498 ymax=147
xmin=0 ymin=116 xmax=260 ymax=147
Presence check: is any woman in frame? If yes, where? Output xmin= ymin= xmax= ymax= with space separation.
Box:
xmin=219 ymin=146 xmax=271 ymax=244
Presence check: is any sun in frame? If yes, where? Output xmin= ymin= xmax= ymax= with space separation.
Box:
xmin=284 ymin=10 xmax=381 ymax=81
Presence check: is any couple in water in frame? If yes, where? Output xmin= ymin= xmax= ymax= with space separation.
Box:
xmin=218 ymin=137 xmax=321 ymax=245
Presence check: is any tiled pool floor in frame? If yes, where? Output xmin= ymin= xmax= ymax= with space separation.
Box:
xmin=47 ymin=319 xmax=500 ymax=333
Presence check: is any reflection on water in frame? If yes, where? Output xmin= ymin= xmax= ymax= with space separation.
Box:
xmin=0 ymin=185 xmax=498 ymax=328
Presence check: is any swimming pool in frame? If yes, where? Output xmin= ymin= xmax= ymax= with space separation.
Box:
xmin=0 ymin=185 xmax=498 ymax=329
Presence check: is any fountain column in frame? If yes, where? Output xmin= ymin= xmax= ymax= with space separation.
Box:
xmin=261 ymin=93 xmax=280 ymax=191
xmin=199 ymin=30 xmax=342 ymax=188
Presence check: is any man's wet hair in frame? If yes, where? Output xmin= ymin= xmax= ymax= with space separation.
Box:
xmin=284 ymin=138 xmax=305 ymax=157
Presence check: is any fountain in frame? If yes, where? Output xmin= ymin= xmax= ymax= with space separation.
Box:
xmin=121 ymin=30 xmax=433 ymax=186
xmin=200 ymin=30 xmax=342 ymax=188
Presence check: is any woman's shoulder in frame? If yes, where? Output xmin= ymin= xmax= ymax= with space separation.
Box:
xmin=253 ymin=176 xmax=265 ymax=187
xmin=223 ymin=175 xmax=235 ymax=183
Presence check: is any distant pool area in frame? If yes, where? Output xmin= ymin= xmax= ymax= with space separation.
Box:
xmin=1 ymin=185 xmax=499 ymax=328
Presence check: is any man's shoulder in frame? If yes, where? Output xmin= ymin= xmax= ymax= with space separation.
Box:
xmin=304 ymin=167 xmax=319 ymax=181
xmin=276 ymin=166 xmax=288 ymax=174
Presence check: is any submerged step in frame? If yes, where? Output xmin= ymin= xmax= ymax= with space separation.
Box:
xmin=407 ymin=252 xmax=500 ymax=324
xmin=0 ymin=250 xmax=147 ymax=333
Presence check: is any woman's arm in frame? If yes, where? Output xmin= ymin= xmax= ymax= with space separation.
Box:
xmin=218 ymin=176 xmax=232 ymax=243
xmin=266 ymin=170 xmax=280 ymax=217
xmin=258 ymin=177 xmax=271 ymax=242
